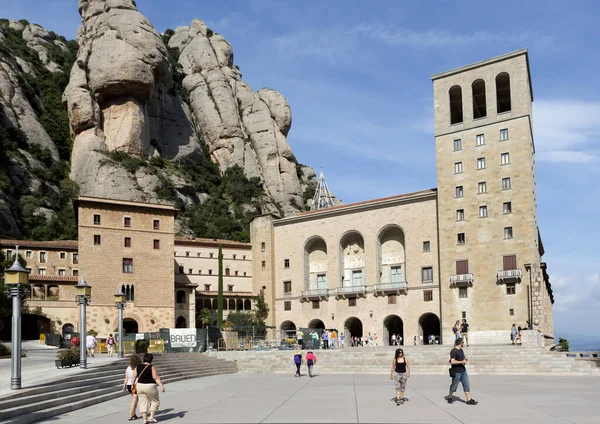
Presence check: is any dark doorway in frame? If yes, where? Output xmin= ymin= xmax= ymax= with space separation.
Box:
xmin=123 ymin=318 xmax=139 ymax=334
xmin=176 ymin=316 xmax=187 ymax=328
xmin=280 ymin=320 xmax=296 ymax=335
xmin=308 ymin=319 xmax=325 ymax=329
xmin=22 ymin=314 xmax=51 ymax=340
xmin=383 ymin=315 xmax=404 ymax=345
xmin=419 ymin=313 xmax=441 ymax=345
xmin=344 ymin=317 xmax=363 ymax=339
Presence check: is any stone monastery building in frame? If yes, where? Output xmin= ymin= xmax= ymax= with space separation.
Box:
xmin=0 ymin=49 xmax=554 ymax=345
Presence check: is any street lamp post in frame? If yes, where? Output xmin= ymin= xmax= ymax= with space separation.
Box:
xmin=114 ymin=288 xmax=127 ymax=358
xmin=74 ymin=273 xmax=92 ymax=369
xmin=4 ymin=246 xmax=30 ymax=390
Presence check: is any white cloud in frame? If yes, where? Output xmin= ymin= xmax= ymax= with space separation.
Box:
xmin=537 ymin=150 xmax=599 ymax=163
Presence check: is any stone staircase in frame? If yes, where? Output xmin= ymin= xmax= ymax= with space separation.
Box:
xmin=0 ymin=353 xmax=238 ymax=424
xmin=207 ymin=345 xmax=600 ymax=377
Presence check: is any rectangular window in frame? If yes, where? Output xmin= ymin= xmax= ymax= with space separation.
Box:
xmin=348 ymin=298 xmax=357 ymax=307
xmin=73 ymin=253 xmax=78 ymax=264
xmin=476 ymin=134 xmax=485 ymax=146
xmin=235 ymin=270 xmax=238 ymax=276
xmin=459 ymin=287 xmax=468 ymax=298
xmin=455 ymin=186 xmax=464 ymax=198
xmin=178 ymin=265 xmax=184 ymax=274
xmin=153 ymin=219 xmax=160 ymax=230
xmin=501 ymin=152 xmax=510 ymax=165
xmin=390 ymin=266 xmax=403 ymax=283
xmin=59 ymin=252 xmax=66 ymax=259
xmin=208 ymin=269 xmax=213 ymax=275
xmin=503 ymin=202 xmax=512 ymax=214
xmin=39 ymin=268 xmax=46 ymax=275
xmin=204 ymin=284 xmax=211 ymax=291
xmin=124 ymin=217 xmax=131 ymax=228
xmin=506 ymin=284 xmax=516 ymax=295
xmin=457 ymin=233 xmax=466 ymax=244
xmin=26 ymin=251 xmax=32 ymax=258
xmin=423 ymin=241 xmax=431 ymax=252
xmin=453 ymin=139 xmax=462 ymax=151
xmin=504 ymin=227 xmax=514 ymax=239
xmin=58 ymin=269 xmax=66 ymax=276
xmin=503 ymin=255 xmax=517 ymax=270
xmin=209 ymin=252 xmax=214 ymax=258
xmin=233 ymin=254 xmax=237 ymax=260
xmin=477 ymin=157 xmax=486 ymax=169
xmin=94 ymin=235 xmax=101 ymax=245
xmin=6 ymin=250 xmax=12 ymax=260
xmin=312 ymin=300 xmax=320 ymax=309
xmin=123 ymin=258 xmax=133 ymax=273
xmin=283 ymin=281 xmax=292 ymax=294
xmin=478 ymin=181 xmax=487 ymax=194
xmin=479 ymin=205 xmax=488 ymax=217
xmin=422 ymin=267 xmax=433 ymax=283
xmin=502 ymin=177 xmax=512 ymax=190
xmin=73 ymin=270 xmax=79 ymax=277
xmin=40 ymin=252 xmax=47 ymax=263
xmin=454 ymin=162 xmax=463 ymax=174
xmin=93 ymin=214 xmax=101 ymax=225
xmin=261 ymin=242 xmax=266 ymax=252
xmin=462 ymin=311 xmax=467 ymax=319
xmin=500 ymin=129 xmax=509 ymax=141
xmin=228 ymin=285 xmax=234 ymax=292
xmin=243 ymin=255 xmax=246 ymax=260
xmin=388 ymin=295 xmax=397 ymax=305
xmin=423 ymin=290 xmax=433 ymax=302
xmin=284 ymin=301 xmax=291 ymax=311
xmin=456 ymin=260 xmax=469 ymax=274
xmin=124 ymin=237 xmax=131 ymax=248
xmin=456 ymin=209 xmax=464 ymax=221
xmin=185 ymin=251 xmax=190 ymax=257
xmin=351 ymin=270 xmax=363 ymax=286
xmin=509 ymin=308 xmax=515 ymax=316
xmin=261 ymin=261 xmax=266 ymax=269
xmin=317 ymin=274 xmax=327 ymax=289
xmin=243 ymin=272 xmax=247 ymax=276
xmin=284 ymin=259 xmax=290 ymax=268
xmin=225 ymin=267 xmax=230 ymax=276
xmin=188 ymin=268 xmax=193 ymax=274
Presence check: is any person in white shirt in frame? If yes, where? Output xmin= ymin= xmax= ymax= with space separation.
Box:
xmin=391 ymin=333 xmax=397 ymax=346
xmin=86 ymin=334 xmax=97 ymax=357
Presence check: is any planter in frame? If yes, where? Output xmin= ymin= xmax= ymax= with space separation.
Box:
xmin=55 ymin=359 xmax=80 ymax=368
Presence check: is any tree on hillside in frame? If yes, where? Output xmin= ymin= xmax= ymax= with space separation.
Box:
xmin=217 ymin=245 xmax=224 ymax=328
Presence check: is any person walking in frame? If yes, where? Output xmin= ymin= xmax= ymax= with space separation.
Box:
xmin=106 ymin=333 xmax=116 ymax=357
xmin=339 ymin=332 xmax=345 ymax=348
xmin=447 ymin=338 xmax=477 ymax=405
xmin=460 ymin=319 xmax=470 ymax=347
xmin=122 ymin=354 xmax=141 ymax=421
xmin=511 ymin=324 xmax=518 ymax=345
xmin=391 ymin=333 xmax=397 ymax=346
xmin=389 ymin=348 xmax=410 ymax=405
xmin=86 ymin=333 xmax=97 ymax=357
xmin=452 ymin=320 xmax=461 ymax=341
xmin=306 ymin=351 xmax=318 ymax=377
xmin=293 ymin=349 xmax=303 ymax=377
xmin=132 ymin=353 xmax=165 ymax=424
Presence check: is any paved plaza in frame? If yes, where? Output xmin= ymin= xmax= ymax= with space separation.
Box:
xmin=42 ymin=372 xmax=599 ymax=423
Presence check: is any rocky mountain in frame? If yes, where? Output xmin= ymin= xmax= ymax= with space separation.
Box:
xmin=0 ymin=0 xmax=319 ymax=242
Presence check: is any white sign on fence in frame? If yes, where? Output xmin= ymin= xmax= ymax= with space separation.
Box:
xmin=169 ymin=328 xmax=197 ymax=348
xmin=135 ymin=333 xmax=145 ymax=341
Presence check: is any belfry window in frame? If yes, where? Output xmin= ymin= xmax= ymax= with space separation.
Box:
xmin=472 ymin=79 xmax=487 ymax=119
xmin=496 ymin=73 xmax=512 ymax=113
xmin=449 ymin=85 xmax=463 ymax=124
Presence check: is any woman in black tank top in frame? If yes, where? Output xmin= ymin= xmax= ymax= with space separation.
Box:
xmin=389 ymin=348 xmax=411 ymax=405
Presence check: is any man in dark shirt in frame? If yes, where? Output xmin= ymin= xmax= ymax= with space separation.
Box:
xmin=447 ymin=338 xmax=477 ymax=405
xmin=460 ymin=319 xmax=469 ymax=347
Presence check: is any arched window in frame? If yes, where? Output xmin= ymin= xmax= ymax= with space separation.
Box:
xmin=472 ymin=79 xmax=487 ymax=119
xmin=176 ymin=290 xmax=185 ymax=304
xmin=449 ymin=85 xmax=463 ymax=124
xmin=496 ymin=73 xmax=511 ymax=113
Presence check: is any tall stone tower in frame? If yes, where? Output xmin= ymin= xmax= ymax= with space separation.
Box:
xmin=432 ymin=49 xmax=553 ymax=344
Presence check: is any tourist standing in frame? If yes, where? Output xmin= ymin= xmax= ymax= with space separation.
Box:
xmin=296 ymin=330 xmax=304 ymax=349
xmin=339 ymin=332 xmax=345 ymax=348
xmin=452 ymin=320 xmax=461 ymax=341
xmin=397 ymin=334 xmax=403 ymax=346
xmin=86 ymin=333 xmax=97 ymax=357
xmin=322 ymin=330 xmax=329 ymax=349
xmin=132 ymin=353 xmax=166 ymax=423
xmin=71 ymin=335 xmax=80 ymax=348
xmin=122 ymin=354 xmax=141 ymax=421
xmin=413 ymin=336 xmax=417 ymax=345
xmin=330 ymin=329 xmax=337 ymax=349
xmin=389 ymin=348 xmax=410 ymax=405
xmin=460 ymin=319 xmax=470 ymax=347
xmin=511 ymin=324 xmax=518 ymax=345
xmin=447 ymin=338 xmax=477 ymax=405
xmin=391 ymin=333 xmax=397 ymax=346
xmin=311 ymin=330 xmax=318 ymax=349
xmin=106 ymin=333 xmax=116 ymax=357
xmin=306 ymin=351 xmax=317 ymax=377
xmin=293 ymin=349 xmax=303 ymax=377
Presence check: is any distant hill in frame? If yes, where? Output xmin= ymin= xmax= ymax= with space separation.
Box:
xmin=556 ymin=332 xmax=600 ymax=351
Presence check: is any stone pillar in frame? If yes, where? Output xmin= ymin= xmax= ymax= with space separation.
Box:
xmin=189 ymin=287 xmax=196 ymax=329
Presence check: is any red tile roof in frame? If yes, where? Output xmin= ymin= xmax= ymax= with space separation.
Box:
xmin=175 ymin=237 xmax=251 ymax=249
xmin=29 ymin=274 xmax=79 ymax=283
xmin=0 ymin=239 xmax=78 ymax=250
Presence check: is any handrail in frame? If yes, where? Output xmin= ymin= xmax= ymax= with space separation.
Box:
xmin=450 ymin=273 xmax=474 ymax=283
xmin=497 ymin=269 xmax=523 ymax=279
xmin=300 ymin=288 xmax=329 ymax=297
xmin=335 ymin=285 xmax=367 ymax=294
xmin=374 ymin=281 xmax=407 ymax=290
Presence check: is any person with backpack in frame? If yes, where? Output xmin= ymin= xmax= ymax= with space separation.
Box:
xmin=106 ymin=333 xmax=116 ymax=357
xmin=306 ymin=351 xmax=317 ymax=377
xmin=452 ymin=320 xmax=461 ymax=341
xmin=293 ymin=349 xmax=303 ymax=377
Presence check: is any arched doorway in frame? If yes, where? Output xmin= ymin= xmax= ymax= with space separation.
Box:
xmin=280 ymin=320 xmax=296 ymax=333
xmin=344 ymin=317 xmax=363 ymax=340
xmin=419 ymin=313 xmax=441 ymax=345
xmin=123 ymin=318 xmax=139 ymax=334
xmin=62 ymin=323 xmax=75 ymax=334
xmin=308 ymin=319 xmax=325 ymax=329
xmin=383 ymin=315 xmax=404 ymax=345
xmin=22 ymin=314 xmax=51 ymax=340
xmin=176 ymin=316 xmax=187 ymax=328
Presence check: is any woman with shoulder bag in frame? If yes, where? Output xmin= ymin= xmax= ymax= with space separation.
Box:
xmin=389 ymin=348 xmax=410 ymax=405
xmin=122 ymin=354 xmax=141 ymax=421
xmin=131 ymin=353 xmax=165 ymax=424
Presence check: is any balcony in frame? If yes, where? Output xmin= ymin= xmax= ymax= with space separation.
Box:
xmin=373 ymin=281 xmax=408 ymax=296
xmin=334 ymin=285 xmax=367 ymax=299
xmin=450 ymin=273 xmax=474 ymax=288
xmin=300 ymin=288 xmax=330 ymax=302
xmin=497 ymin=269 xmax=522 ymax=283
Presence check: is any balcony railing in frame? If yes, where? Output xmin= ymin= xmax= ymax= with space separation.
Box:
xmin=334 ymin=285 xmax=367 ymax=299
xmin=497 ymin=269 xmax=522 ymax=282
xmin=450 ymin=273 xmax=474 ymax=288
xmin=300 ymin=288 xmax=330 ymax=301
xmin=373 ymin=281 xmax=408 ymax=296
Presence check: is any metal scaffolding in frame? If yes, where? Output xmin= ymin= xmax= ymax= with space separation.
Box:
xmin=311 ymin=170 xmax=334 ymax=211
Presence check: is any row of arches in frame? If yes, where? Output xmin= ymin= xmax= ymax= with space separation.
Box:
xmin=280 ymin=313 xmax=441 ymax=345
xmin=449 ymin=72 xmax=512 ymax=124
xmin=304 ymin=226 xmax=407 ymax=291
xmin=197 ymin=297 xmax=252 ymax=311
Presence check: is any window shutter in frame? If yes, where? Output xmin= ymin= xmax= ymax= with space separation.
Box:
xmin=456 ymin=260 xmax=469 ymax=274
xmin=503 ymin=255 xmax=517 ymax=270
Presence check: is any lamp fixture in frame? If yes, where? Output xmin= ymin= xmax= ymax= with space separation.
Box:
xmin=331 ymin=313 xmax=334 ymax=320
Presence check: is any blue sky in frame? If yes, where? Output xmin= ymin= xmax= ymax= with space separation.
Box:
xmin=2 ymin=1 xmax=599 ymax=342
